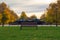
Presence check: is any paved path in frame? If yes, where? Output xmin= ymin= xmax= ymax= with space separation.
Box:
xmin=0 ymin=25 xmax=60 ymax=27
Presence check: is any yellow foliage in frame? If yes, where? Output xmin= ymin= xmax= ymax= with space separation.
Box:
xmin=20 ymin=11 xmax=28 ymax=20
xmin=0 ymin=2 xmax=19 ymax=24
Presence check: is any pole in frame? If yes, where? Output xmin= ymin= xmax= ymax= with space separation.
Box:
xmin=55 ymin=7 xmax=58 ymax=27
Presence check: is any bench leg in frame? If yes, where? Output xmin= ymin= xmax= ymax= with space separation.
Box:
xmin=20 ymin=26 xmax=22 ymax=30
xmin=36 ymin=26 xmax=38 ymax=30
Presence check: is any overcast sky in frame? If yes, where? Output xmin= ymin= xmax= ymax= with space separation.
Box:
xmin=0 ymin=0 xmax=56 ymax=18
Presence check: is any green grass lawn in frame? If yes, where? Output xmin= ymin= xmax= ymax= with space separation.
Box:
xmin=0 ymin=26 xmax=60 ymax=40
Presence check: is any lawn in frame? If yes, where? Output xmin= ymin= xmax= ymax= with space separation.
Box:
xmin=0 ymin=26 xmax=60 ymax=40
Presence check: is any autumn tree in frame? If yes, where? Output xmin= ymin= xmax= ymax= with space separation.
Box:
xmin=0 ymin=2 xmax=8 ymax=27
xmin=20 ymin=11 xmax=28 ymax=21
xmin=1 ymin=13 xmax=8 ymax=27
xmin=40 ymin=14 xmax=46 ymax=21
xmin=40 ymin=0 xmax=60 ymax=25
xmin=30 ymin=15 xmax=37 ymax=20
xmin=0 ymin=2 xmax=19 ymax=24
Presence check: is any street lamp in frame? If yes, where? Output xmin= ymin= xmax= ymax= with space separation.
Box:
xmin=55 ymin=6 xmax=58 ymax=27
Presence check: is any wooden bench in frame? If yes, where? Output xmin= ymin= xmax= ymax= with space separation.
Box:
xmin=20 ymin=22 xmax=38 ymax=30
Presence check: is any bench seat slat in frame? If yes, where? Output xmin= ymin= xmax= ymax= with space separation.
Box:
xmin=20 ymin=22 xmax=38 ymax=30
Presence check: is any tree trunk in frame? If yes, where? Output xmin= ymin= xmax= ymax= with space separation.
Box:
xmin=2 ymin=23 xmax=4 ymax=27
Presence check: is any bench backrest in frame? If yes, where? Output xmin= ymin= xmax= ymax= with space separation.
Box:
xmin=21 ymin=22 xmax=37 ymax=25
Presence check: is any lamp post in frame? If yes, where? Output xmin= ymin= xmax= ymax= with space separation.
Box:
xmin=55 ymin=6 xmax=58 ymax=27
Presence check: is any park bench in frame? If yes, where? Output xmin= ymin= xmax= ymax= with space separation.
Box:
xmin=20 ymin=22 xmax=38 ymax=30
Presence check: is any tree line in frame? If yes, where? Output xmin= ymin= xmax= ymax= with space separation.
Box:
xmin=0 ymin=0 xmax=60 ymax=26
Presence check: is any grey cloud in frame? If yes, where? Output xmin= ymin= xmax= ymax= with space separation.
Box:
xmin=10 ymin=4 xmax=49 ymax=14
xmin=22 ymin=4 xmax=48 ymax=13
xmin=0 ymin=0 xmax=49 ymax=14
